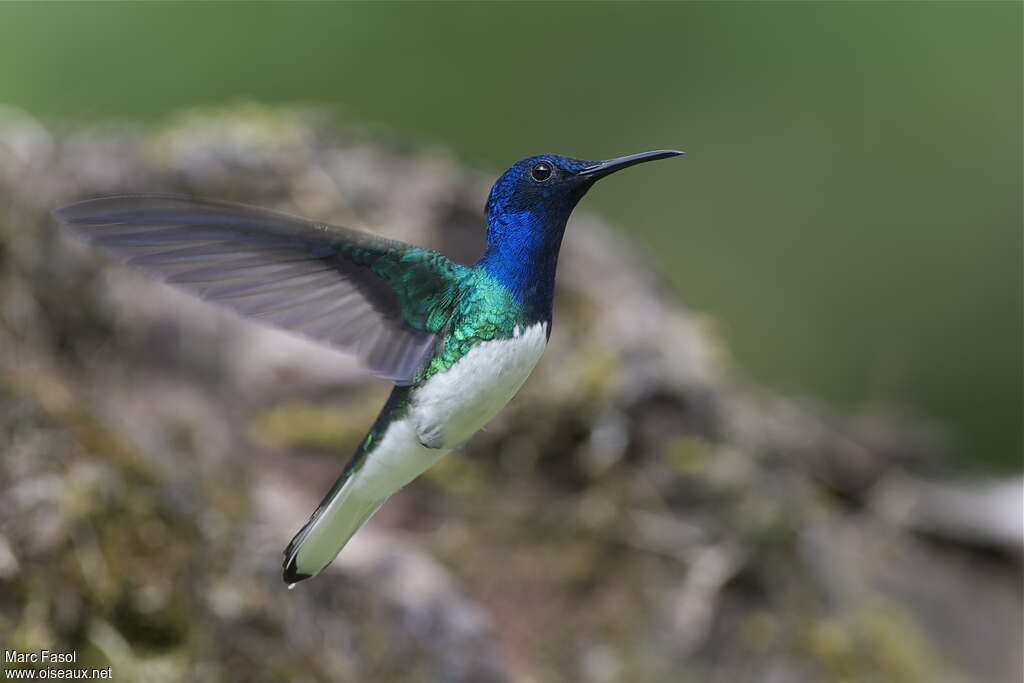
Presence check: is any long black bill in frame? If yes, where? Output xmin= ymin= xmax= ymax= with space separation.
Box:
xmin=578 ymin=149 xmax=684 ymax=179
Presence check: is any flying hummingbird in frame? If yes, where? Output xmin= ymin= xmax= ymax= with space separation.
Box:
xmin=54 ymin=149 xmax=683 ymax=585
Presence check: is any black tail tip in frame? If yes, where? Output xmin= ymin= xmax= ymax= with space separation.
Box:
xmin=283 ymin=557 xmax=312 ymax=587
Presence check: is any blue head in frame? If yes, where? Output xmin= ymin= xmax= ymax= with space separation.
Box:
xmin=478 ymin=149 xmax=683 ymax=321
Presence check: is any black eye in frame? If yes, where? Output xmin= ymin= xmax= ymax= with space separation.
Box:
xmin=530 ymin=161 xmax=554 ymax=182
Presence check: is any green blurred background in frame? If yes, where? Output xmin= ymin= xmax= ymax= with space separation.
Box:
xmin=0 ymin=1 xmax=1019 ymax=471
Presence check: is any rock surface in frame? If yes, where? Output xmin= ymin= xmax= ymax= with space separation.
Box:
xmin=0 ymin=106 xmax=1020 ymax=683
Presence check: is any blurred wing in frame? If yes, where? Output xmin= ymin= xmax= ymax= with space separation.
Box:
xmin=54 ymin=195 xmax=464 ymax=385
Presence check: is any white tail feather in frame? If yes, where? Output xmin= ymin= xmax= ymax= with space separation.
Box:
xmin=283 ymin=474 xmax=384 ymax=582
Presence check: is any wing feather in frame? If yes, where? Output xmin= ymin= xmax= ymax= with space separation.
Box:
xmin=54 ymin=194 xmax=465 ymax=384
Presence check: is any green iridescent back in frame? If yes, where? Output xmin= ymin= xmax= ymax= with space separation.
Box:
xmin=414 ymin=268 xmax=526 ymax=383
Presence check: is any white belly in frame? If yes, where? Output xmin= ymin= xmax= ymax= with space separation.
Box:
xmin=356 ymin=322 xmax=547 ymax=498
xmin=412 ymin=321 xmax=548 ymax=448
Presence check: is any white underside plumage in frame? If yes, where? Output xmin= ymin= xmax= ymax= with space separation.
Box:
xmin=287 ymin=322 xmax=548 ymax=579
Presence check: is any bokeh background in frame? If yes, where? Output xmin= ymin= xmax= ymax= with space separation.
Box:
xmin=0 ymin=3 xmax=1021 ymax=683
xmin=0 ymin=0 xmax=1019 ymax=470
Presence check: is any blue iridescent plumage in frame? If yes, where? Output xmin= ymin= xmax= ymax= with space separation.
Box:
xmin=479 ymin=154 xmax=597 ymax=324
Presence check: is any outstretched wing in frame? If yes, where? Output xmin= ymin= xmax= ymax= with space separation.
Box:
xmin=54 ymin=195 xmax=465 ymax=385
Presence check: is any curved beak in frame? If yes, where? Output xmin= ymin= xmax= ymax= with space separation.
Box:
xmin=578 ymin=149 xmax=684 ymax=179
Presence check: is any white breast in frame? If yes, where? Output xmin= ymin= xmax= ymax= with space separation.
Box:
xmin=352 ymin=321 xmax=547 ymax=501
xmin=411 ymin=321 xmax=548 ymax=449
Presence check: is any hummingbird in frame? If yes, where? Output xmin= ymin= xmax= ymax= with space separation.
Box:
xmin=54 ymin=149 xmax=683 ymax=585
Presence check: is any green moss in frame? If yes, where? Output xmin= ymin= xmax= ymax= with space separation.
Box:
xmin=576 ymin=347 xmax=620 ymax=398
xmin=422 ymin=452 xmax=488 ymax=497
xmin=739 ymin=612 xmax=781 ymax=652
xmin=662 ymin=435 xmax=712 ymax=476
xmin=802 ymin=604 xmax=944 ymax=683
xmin=857 ymin=606 xmax=944 ymax=683
xmin=806 ymin=618 xmax=856 ymax=681
xmin=251 ymin=391 xmax=388 ymax=453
